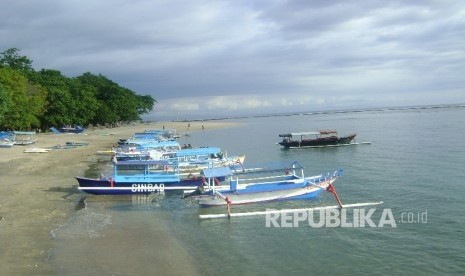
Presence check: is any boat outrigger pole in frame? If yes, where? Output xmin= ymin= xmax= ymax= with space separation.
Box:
xmin=199 ymin=201 xmax=384 ymax=219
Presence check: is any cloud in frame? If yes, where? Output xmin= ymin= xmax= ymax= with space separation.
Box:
xmin=1 ymin=0 xmax=464 ymax=119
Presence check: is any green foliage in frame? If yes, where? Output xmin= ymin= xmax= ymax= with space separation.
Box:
xmin=34 ymin=69 xmax=99 ymax=128
xmin=0 ymin=67 xmax=46 ymax=129
xmin=77 ymin=73 xmax=155 ymax=124
xmin=0 ymin=83 xmax=12 ymax=126
xmin=0 ymin=48 xmax=156 ymax=130
xmin=137 ymin=95 xmax=157 ymax=114
xmin=0 ymin=48 xmax=33 ymax=74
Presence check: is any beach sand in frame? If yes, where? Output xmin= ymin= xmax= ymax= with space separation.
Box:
xmin=0 ymin=121 xmax=236 ymax=275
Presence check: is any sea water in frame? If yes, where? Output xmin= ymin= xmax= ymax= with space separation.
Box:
xmin=50 ymin=106 xmax=465 ymax=275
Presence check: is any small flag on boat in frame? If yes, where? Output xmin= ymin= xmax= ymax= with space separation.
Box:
xmin=326 ymin=183 xmax=343 ymax=209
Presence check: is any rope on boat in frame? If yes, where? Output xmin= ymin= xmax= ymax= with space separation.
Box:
xmin=213 ymin=190 xmax=232 ymax=218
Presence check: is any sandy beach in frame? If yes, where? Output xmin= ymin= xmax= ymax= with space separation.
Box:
xmin=0 ymin=121 xmax=236 ymax=275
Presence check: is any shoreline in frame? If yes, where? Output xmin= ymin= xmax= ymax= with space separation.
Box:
xmin=0 ymin=121 xmax=238 ymax=275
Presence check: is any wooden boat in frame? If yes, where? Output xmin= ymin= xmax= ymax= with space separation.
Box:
xmin=24 ymin=147 xmax=51 ymax=153
xmin=117 ymin=130 xmax=179 ymax=146
xmin=278 ymin=130 xmax=356 ymax=148
xmin=188 ymin=161 xmax=342 ymax=206
xmin=59 ymin=125 xmax=84 ymax=134
xmin=0 ymin=131 xmax=15 ymax=147
xmin=0 ymin=139 xmax=15 ymax=148
xmin=115 ymin=146 xmax=245 ymax=177
xmin=51 ymin=142 xmax=89 ymax=149
xmin=75 ymin=160 xmax=204 ymax=195
xmin=66 ymin=141 xmax=89 ymax=147
xmin=13 ymin=131 xmax=37 ymax=145
xmin=114 ymin=140 xmax=182 ymax=161
xmin=150 ymin=147 xmax=245 ymax=176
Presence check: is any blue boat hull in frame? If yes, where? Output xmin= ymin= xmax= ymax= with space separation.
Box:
xmin=75 ymin=176 xmax=203 ymax=195
xmin=60 ymin=128 xmax=84 ymax=134
xmin=195 ymin=178 xmax=335 ymax=206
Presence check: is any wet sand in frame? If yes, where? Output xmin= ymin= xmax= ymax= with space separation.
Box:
xmin=0 ymin=121 xmax=236 ymax=275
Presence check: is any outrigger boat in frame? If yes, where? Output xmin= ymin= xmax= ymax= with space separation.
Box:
xmin=13 ymin=131 xmax=37 ymax=146
xmin=0 ymin=131 xmax=15 ymax=148
xmin=75 ymin=160 xmax=204 ymax=195
xmin=24 ymin=147 xmax=51 ymax=153
xmin=278 ymin=130 xmax=356 ymax=148
xmin=186 ymin=161 xmax=343 ymax=207
xmin=189 ymin=161 xmax=384 ymax=220
xmin=114 ymin=140 xmax=182 ymax=160
xmin=60 ymin=125 xmax=85 ymax=134
xmin=115 ymin=146 xmax=245 ymax=179
xmin=117 ymin=129 xmax=179 ymax=146
xmin=151 ymin=147 xmax=245 ymax=177
xmin=0 ymin=139 xmax=14 ymax=148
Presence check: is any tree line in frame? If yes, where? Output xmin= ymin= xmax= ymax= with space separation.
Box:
xmin=0 ymin=48 xmax=156 ymax=131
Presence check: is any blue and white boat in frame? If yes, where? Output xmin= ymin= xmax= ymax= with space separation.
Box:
xmin=151 ymin=147 xmax=245 ymax=175
xmin=0 ymin=131 xmax=15 ymax=148
xmin=190 ymin=161 xmax=342 ymax=206
xmin=117 ymin=129 xmax=178 ymax=146
xmin=13 ymin=131 xmax=37 ymax=145
xmin=0 ymin=139 xmax=14 ymax=148
xmin=115 ymin=146 xmax=245 ymax=178
xmin=75 ymin=160 xmax=204 ymax=195
xmin=114 ymin=140 xmax=182 ymax=161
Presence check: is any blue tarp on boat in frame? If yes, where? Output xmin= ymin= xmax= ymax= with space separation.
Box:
xmin=175 ymin=147 xmax=221 ymax=157
xmin=202 ymin=166 xmax=232 ymax=178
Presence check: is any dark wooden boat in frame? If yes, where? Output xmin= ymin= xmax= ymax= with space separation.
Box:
xmin=60 ymin=125 xmax=84 ymax=134
xmin=278 ymin=130 xmax=356 ymax=148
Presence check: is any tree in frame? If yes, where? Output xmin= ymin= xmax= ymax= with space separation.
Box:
xmin=0 ymin=48 xmax=156 ymax=129
xmin=137 ymin=95 xmax=156 ymax=114
xmin=0 ymin=67 xmax=46 ymax=129
xmin=0 ymin=48 xmax=33 ymax=74
xmin=76 ymin=72 xmax=155 ymax=123
xmin=68 ymin=79 xmax=99 ymax=125
xmin=0 ymin=83 xmax=13 ymax=126
xmin=33 ymin=69 xmax=100 ymax=128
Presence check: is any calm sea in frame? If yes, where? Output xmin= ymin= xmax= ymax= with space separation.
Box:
xmin=50 ymin=106 xmax=465 ymax=275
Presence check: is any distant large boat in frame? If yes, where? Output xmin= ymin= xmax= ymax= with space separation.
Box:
xmin=278 ymin=130 xmax=356 ymax=148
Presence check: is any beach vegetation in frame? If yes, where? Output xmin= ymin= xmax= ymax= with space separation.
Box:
xmin=0 ymin=67 xmax=46 ymax=129
xmin=0 ymin=48 xmax=156 ymax=130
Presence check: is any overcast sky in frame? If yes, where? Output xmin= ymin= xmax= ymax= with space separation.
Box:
xmin=1 ymin=0 xmax=464 ymax=119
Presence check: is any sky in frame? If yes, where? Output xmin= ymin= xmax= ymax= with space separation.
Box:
xmin=1 ymin=0 xmax=464 ymax=120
